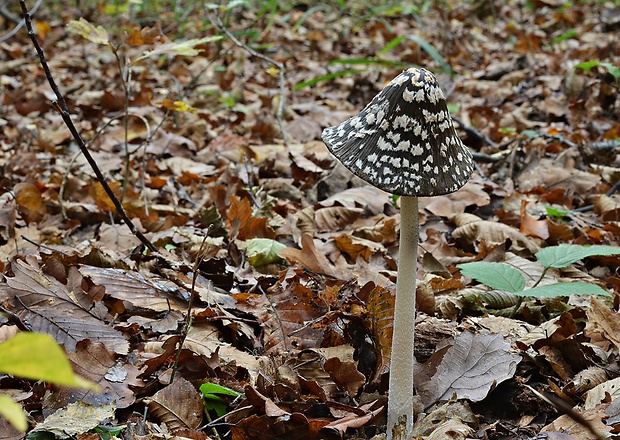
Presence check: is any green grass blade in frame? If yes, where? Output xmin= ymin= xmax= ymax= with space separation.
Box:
xmin=294 ymin=69 xmax=364 ymax=91
xmin=406 ymin=34 xmax=452 ymax=75
xmin=379 ymin=35 xmax=406 ymax=56
xmin=328 ymin=58 xmax=405 ymax=68
xmin=292 ymin=4 xmax=329 ymax=33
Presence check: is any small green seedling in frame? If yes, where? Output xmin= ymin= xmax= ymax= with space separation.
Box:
xmin=200 ymin=382 xmax=243 ymax=417
xmin=574 ymin=60 xmax=620 ymax=86
xmin=458 ymin=244 xmax=620 ymax=299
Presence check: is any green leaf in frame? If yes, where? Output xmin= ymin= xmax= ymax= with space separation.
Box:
xmin=600 ymin=62 xmax=620 ymax=83
xmin=245 ymin=238 xmax=286 ymax=267
xmin=0 ymin=333 xmax=98 ymax=390
xmin=203 ymin=395 xmax=228 ymax=417
xmin=516 ymin=282 xmax=611 ymax=298
xmin=200 ymin=382 xmax=242 ymax=418
xmin=574 ymin=60 xmax=601 ymax=72
xmin=545 ymin=206 xmax=569 ymax=218
xmin=551 ymin=29 xmax=578 ymax=45
xmin=536 ymin=244 xmax=620 ymax=269
xmin=200 ymin=382 xmax=242 ymax=397
xmin=0 ymin=394 xmax=27 ymax=431
xmin=574 ymin=60 xmax=620 ymax=84
xmin=458 ymin=262 xmax=526 ymax=293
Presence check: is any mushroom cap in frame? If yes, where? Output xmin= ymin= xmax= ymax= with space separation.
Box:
xmin=322 ymin=68 xmax=474 ymax=196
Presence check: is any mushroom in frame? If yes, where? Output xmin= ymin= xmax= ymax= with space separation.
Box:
xmin=321 ymin=67 xmax=474 ymax=438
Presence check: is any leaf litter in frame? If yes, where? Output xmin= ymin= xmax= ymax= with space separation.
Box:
xmin=0 ymin=1 xmax=619 ymax=439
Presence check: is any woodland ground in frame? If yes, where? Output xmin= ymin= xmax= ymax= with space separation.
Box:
xmin=1 ymin=0 xmax=620 ymax=439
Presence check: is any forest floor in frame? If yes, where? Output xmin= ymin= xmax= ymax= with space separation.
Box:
xmin=1 ymin=1 xmax=620 ymax=439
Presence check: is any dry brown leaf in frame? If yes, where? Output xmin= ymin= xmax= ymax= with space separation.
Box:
xmin=318 ymin=186 xmax=390 ymax=216
xmin=321 ymin=402 xmax=383 ymax=435
xmin=414 ymin=331 xmax=521 ymax=408
xmin=334 ymin=233 xmax=385 ymax=262
xmin=323 ymin=357 xmax=365 ymax=398
xmin=78 ymin=265 xmax=188 ymax=312
xmin=452 ymin=220 xmax=540 ymax=253
xmin=279 ymin=233 xmax=336 ymax=277
xmin=0 ymin=258 xmax=129 ymax=354
xmin=89 ymin=181 xmax=121 ymax=213
xmin=585 ymin=296 xmax=620 ymax=353
xmin=145 ymin=377 xmax=203 ymax=431
xmin=595 ymin=194 xmax=620 ymax=222
xmin=51 ymin=341 xmax=140 ymax=409
xmin=14 ymin=182 xmax=47 ymax=224
xmin=353 ymin=216 xmax=397 ymax=244
xmin=226 ymin=196 xmax=276 ymax=240
xmin=423 ymin=181 xmax=490 ymax=217
xmin=314 ymin=206 xmax=363 ymax=232
xmin=540 ymin=403 xmax=611 ymax=439
xmin=520 ymin=200 xmax=549 ymax=239
xmin=366 ymin=285 xmax=394 ymax=381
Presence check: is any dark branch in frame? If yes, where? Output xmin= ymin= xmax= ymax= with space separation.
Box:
xmin=18 ymin=0 xmax=157 ymax=252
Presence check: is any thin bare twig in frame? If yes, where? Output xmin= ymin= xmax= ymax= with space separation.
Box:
xmin=451 ymin=115 xmax=497 ymax=148
xmin=204 ymin=8 xmax=289 ymax=146
xmin=0 ymin=0 xmax=42 ymax=43
xmin=18 ymin=0 xmax=157 ymax=253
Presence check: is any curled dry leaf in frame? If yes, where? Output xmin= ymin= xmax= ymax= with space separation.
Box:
xmin=279 ymin=233 xmax=336 ymax=277
xmin=595 ymin=194 xmax=620 ymax=221
xmin=585 ymin=296 xmax=620 ymax=353
xmin=452 ymin=219 xmax=540 ymax=254
xmin=226 ymin=196 xmax=276 ymax=240
xmin=564 ymin=366 xmax=608 ymax=396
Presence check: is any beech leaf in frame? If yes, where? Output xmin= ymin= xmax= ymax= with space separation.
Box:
xmin=458 ymin=262 xmax=526 ymax=293
xmin=535 ymin=244 xmax=620 ymax=269
xmin=516 ymin=282 xmax=611 ymax=298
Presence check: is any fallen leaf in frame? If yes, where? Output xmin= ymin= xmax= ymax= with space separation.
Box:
xmin=414 ymin=331 xmax=521 ymax=408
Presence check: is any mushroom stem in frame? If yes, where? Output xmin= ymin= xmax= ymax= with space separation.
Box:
xmin=387 ymin=195 xmax=419 ymax=439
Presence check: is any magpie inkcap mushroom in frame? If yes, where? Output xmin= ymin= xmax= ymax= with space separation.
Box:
xmin=322 ymin=67 xmax=475 ymax=438
xmin=321 ymin=67 xmax=474 ymax=196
